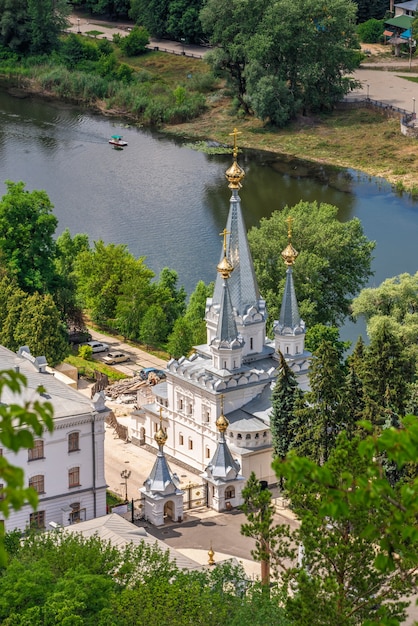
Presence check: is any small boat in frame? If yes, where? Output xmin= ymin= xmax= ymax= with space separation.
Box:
xmin=109 ymin=135 xmax=128 ymax=147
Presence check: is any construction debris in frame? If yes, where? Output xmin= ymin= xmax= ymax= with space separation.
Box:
xmin=105 ymin=372 xmax=164 ymax=401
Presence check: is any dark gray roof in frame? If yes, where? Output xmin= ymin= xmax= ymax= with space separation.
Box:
xmin=278 ymin=267 xmax=302 ymax=332
xmin=143 ymin=447 xmax=181 ymax=495
xmin=205 ymin=431 xmax=240 ymax=481
xmin=213 ymin=190 xmax=261 ymax=317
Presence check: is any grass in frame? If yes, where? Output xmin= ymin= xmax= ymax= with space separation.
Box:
xmin=65 ymin=353 xmax=127 ymax=382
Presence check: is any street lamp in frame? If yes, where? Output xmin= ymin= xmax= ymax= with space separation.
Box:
xmin=77 ymin=18 xmax=81 ymax=34
xmin=120 ymin=469 xmax=131 ymax=502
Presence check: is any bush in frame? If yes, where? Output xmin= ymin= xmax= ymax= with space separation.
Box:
xmin=120 ymin=26 xmax=150 ymax=56
xmin=78 ymin=344 xmax=93 ymax=360
xmin=357 ymin=19 xmax=384 ymax=43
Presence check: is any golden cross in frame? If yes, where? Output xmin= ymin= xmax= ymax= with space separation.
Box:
xmin=286 ymin=215 xmax=293 ymax=241
xmin=220 ymin=394 xmax=224 ymax=414
xmin=229 ymin=128 xmax=241 ymax=159
xmin=219 ymin=228 xmax=230 ymax=254
xmin=159 ymin=406 xmax=163 ymax=424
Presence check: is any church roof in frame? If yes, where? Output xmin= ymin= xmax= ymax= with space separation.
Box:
xmin=212 ymin=189 xmax=262 ymax=318
xmin=143 ymin=448 xmax=181 ymax=495
xmin=278 ymin=266 xmax=302 ymax=331
xmin=205 ymin=433 xmax=241 ymax=481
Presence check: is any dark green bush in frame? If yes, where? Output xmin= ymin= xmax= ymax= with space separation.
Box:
xmin=357 ymin=19 xmax=385 ymax=43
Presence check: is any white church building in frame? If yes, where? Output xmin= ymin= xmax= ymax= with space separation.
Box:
xmin=133 ymin=134 xmax=310 ymax=485
xmin=0 ymin=345 xmax=109 ymax=533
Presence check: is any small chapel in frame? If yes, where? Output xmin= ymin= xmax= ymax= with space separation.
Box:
xmin=134 ymin=131 xmax=310 ymax=486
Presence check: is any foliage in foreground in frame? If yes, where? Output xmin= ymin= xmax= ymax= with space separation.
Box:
xmin=0 ymin=530 xmax=288 ymax=625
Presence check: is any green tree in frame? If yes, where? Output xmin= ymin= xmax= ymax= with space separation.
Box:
xmin=353 ymin=0 xmax=388 ymax=22
xmin=154 ymin=267 xmax=186 ymax=334
xmin=0 ymin=181 xmax=58 ymax=293
xmin=74 ymin=241 xmax=154 ymax=327
xmin=139 ymin=304 xmax=168 ymax=347
xmin=270 ymin=352 xmax=301 ymax=463
xmin=129 ymin=0 xmax=169 ymax=38
xmin=166 ymin=0 xmax=205 ymax=44
xmin=120 ymin=25 xmax=149 ymax=56
xmin=240 ymin=472 xmax=281 ymax=587
xmin=248 ymin=201 xmax=374 ymax=329
xmin=273 ymin=432 xmax=416 ymax=626
xmin=54 ymin=229 xmax=90 ymax=328
xmin=13 ymin=293 xmax=69 ymax=366
xmin=357 ymin=18 xmax=385 ymax=43
xmin=166 ymin=317 xmax=194 ymax=358
xmin=185 ymin=280 xmax=213 ymax=344
xmin=0 ymin=370 xmax=54 ymax=565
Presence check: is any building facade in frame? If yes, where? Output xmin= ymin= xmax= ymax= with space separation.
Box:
xmin=0 ymin=345 xmax=109 ymax=532
xmin=133 ymin=136 xmax=310 ymax=485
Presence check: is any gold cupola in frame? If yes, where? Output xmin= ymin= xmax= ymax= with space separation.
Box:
xmin=154 ymin=408 xmax=168 ymax=447
xmin=216 ymin=395 xmax=229 ymax=432
xmin=217 ymin=228 xmax=234 ymax=279
xmin=225 ymin=128 xmax=245 ymax=189
xmin=281 ymin=216 xmax=299 ymax=266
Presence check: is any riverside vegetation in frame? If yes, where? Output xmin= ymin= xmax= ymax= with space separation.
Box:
xmin=1 ymin=25 xmax=418 ymax=193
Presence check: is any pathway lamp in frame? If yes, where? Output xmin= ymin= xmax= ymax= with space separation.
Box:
xmin=120 ymin=469 xmax=131 ymax=502
xmin=77 ymin=18 xmax=81 ymax=34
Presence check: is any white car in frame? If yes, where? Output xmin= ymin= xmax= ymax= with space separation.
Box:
xmin=82 ymin=341 xmax=109 ymax=353
xmin=103 ymin=351 xmax=129 ymax=365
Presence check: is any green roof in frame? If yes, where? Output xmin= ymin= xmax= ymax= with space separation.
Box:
xmin=385 ymin=15 xmax=413 ymax=29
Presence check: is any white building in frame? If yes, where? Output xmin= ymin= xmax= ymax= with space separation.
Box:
xmin=133 ymin=138 xmax=310 ymax=485
xmin=0 ymin=345 xmax=109 ymax=532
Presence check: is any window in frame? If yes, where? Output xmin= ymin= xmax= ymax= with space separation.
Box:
xmin=250 ymin=338 xmax=253 ymax=350
xmin=69 ymin=502 xmax=86 ymax=524
xmin=179 ymin=398 xmax=183 ymax=411
xmin=246 ymin=434 xmax=251 ymax=440
xmin=0 ymin=484 xmax=4 ymax=501
xmin=68 ymin=467 xmax=80 ymax=488
xmin=225 ymin=487 xmax=235 ymax=500
xmin=255 ymin=433 xmax=259 ymax=439
xmin=179 ymin=434 xmax=184 ymax=445
xmin=68 ymin=432 xmax=79 ymax=453
xmin=206 ymin=447 xmax=211 ymax=458
xmin=30 ymin=510 xmax=45 ymax=529
xmin=28 ymin=439 xmax=44 ymax=461
xmin=29 ymin=474 xmax=45 ymax=494
xmin=237 ymin=433 xmax=242 ymax=439
xmin=188 ymin=439 xmax=193 ymax=450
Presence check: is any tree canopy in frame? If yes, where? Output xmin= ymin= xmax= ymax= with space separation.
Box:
xmin=248 ymin=201 xmax=375 ymax=329
xmin=201 ymin=0 xmax=360 ymax=124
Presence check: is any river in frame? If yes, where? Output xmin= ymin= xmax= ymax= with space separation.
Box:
xmin=1 ymin=89 xmax=417 ymax=343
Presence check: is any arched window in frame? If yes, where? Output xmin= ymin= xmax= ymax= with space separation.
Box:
xmin=237 ymin=433 xmax=242 ymax=440
xmin=250 ymin=338 xmax=253 ymax=350
xmin=29 ymin=474 xmax=45 ymax=494
xmin=179 ymin=434 xmax=184 ymax=445
xmin=206 ymin=447 xmax=211 ymax=458
xmin=188 ymin=439 xmax=193 ymax=450
xmin=246 ymin=434 xmax=251 ymax=440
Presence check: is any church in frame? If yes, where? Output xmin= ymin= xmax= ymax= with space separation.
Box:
xmin=133 ymin=132 xmax=310 ymax=485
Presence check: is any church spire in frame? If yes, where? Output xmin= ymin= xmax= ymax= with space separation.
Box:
xmin=205 ymin=395 xmax=241 ymax=481
xmin=274 ymin=216 xmax=306 ymax=357
xmin=143 ymin=408 xmax=180 ymax=494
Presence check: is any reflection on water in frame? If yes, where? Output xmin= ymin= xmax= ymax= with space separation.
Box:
xmin=0 ymin=87 xmax=417 ymax=345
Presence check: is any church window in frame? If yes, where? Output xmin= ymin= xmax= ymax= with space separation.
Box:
xmin=263 ymin=431 xmax=267 ymax=437
xmin=188 ymin=403 xmax=193 ymax=415
xmin=233 ymin=361 xmax=236 ymax=368
xmin=206 ymin=447 xmax=211 ymax=458
xmin=286 ymin=346 xmax=289 ymax=354
xmin=296 ymin=345 xmax=299 ymax=354
xmin=179 ymin=434 xmax=184 ymax=445
xmin=246 ymin=434 xmax=251 ymax=440
xmin=212 ymin=486 xmax=215 ymax=496
xmin=237 ymin=433 xmax=242 ymax=440
xmin=255 ymin=433 xmax=259 ymax=439
xmin=188 ymin=439 xmax=193 ymax=450
xmin=250 ymin=338 xmax=253 ymax=350
xmin=179 ymin=398 xmax=183 ymax=411
xmin=223 ymin=361 xmax=227 ymax=369
xmin=205 ymin=410 xmax=210 ymax=423
xmin=229 ymin=432 xmax=233 ymax=438
xmin=225 ymin=487 xmax=235 ymax=500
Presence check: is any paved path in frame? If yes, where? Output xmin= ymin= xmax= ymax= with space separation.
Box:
xmin=349 ymin=67 xmax=418 ymax=113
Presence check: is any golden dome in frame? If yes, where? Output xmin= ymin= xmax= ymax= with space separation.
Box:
xmin=216 ymin=412 xmax=229 ymax=432
xmin=281 ymin=242 xmax=299 ymax=266
xmin=217 ymin=255 xmax=233 ymax=279
xmin=154 ymin=409 xmax=168 ymax=446
xmin=225 ymin=128 xmax=245 ymax=189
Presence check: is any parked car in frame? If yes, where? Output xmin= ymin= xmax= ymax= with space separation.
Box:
xmin=68 ymin=329 xmax=92 ymax=344
xmin=82 ymin=341 xmax=109 ymax=353
xmin=103 ymin=351 xmax=129 ymax=365
xmin=137 ymin=367 xmax=166 ymax=380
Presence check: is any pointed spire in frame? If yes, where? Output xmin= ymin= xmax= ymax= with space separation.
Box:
xmin=212 ymin=231 xmax=242 ymax=350
xmin=278 ymin=217 xmax=303 ymax=332
xmin=205 ymin=396 xmax=241 ymax=480
xmin=212 ymin=130 xmax=263 ymax=319
xmin=143 ymin=408 xmax=180 ymax=494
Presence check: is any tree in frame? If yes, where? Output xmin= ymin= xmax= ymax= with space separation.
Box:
xmin=166 ymin=0 xmax=205 ymax=43
xmin=270 ymin=352 xmax=301 ymax=464
xmin=154 ymin=268 xmax=186 ymax=335
xmin=74 ymin=241 xmax=154 ymax=326
xmin=248 ymin=201 xmax=374 ymax=329
xmin=54 ymin=229 xmax=90 ymax=328
xmin=273 ymin=432 xmax=417 ymax=625
xmin=357 ymin=18 xmax=385 ymax=43
xmin=139 ymin=304 xmax=168 ymax=347
xmin=353 ymin=0 xmax=388 ymax=23
xmin=185 ymin=280 xmax=213 ymax=344
xmin=0 ymin=181 xmax=58 ymax=294
xmin=240 ymin=472 xmax=281 ymax=587
xmin=201 ymin=0 xmax=360 ymax=123
xmin=13 ymin=293 xmax=69 ymax=366
xmin=166 ymin=317 xmax=194 ymax=358
xmin=0 ymin=370 xmax=54 ymax=565
xmin=129 ymin=0 xmax=169 ymax=38
xmin=120 ymin=26 xmax=149 ymax=56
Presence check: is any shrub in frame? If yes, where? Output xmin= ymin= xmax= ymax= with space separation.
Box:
xmin=120 ymin=26 xmax=150 ymax=56
xmin=357 ymin=19 xmax=384 ymax=43
xmin=78 ymin=344 xmax=93 ymax=360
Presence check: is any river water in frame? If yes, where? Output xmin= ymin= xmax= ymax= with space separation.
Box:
xmin=1 ymin=89 xmax=418 ymax=343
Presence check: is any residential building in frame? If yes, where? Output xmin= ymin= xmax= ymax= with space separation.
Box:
xmin=0 ymin=345 xmax=109 ymax=533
